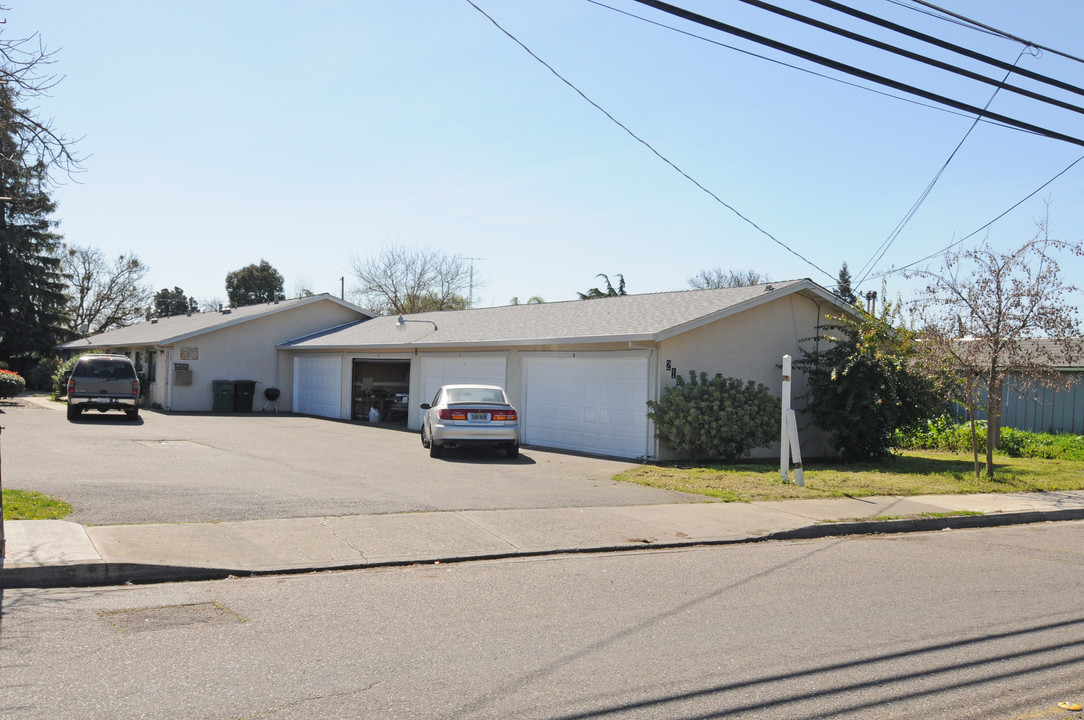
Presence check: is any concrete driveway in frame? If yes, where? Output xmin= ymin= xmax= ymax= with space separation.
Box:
xmin=2 ymin=398 xmax=694 ymax=525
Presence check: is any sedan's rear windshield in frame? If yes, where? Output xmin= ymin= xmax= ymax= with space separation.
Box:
xmin=73 ymin=360 xmax=136 ymax=380
xmin=446 ymin=388 xmax=505 ymax=404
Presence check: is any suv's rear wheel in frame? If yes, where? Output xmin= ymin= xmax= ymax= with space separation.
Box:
xmin=66 ymin=404 xmax=81 ymax=421
xmin=126 ymin=408 xmax=139 ymax=420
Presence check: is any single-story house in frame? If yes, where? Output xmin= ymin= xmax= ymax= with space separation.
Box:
xmin=951 ymin=337 xmax=1084 ymax=434
xmin=57 ymin=294 xmax=373 ymax=412
xmin=279 ymin=279 xmax=855 ymax=460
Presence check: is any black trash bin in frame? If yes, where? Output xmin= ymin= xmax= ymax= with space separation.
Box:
xmin=212 ymin=380 xmax=235 ymax=413
xmin=233 ymin=380 xmax=257 ymax=412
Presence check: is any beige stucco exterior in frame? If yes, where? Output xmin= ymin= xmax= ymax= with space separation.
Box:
xmin=286 ymin=288 xmax=839 ymax=460
xmin=94 ymin=300 xmax=368 ymax=412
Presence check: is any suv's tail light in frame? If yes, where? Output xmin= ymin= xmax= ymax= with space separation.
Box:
xmin=67 ymin=377 xmax=74 ymax=395
xmin=132 ymin=380 xmax=140 ymax=397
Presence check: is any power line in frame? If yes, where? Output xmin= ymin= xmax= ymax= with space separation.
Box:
xmin=813 ymin=0 xmax=1084 ymax=98
xmin=727 ymin=0 xmax=1084 ymax=117
xmin=864 ymin=153 xmax=1084 ymax=281
xmin=463 ymin=0 xmax=836 ymax=282
xmin=586 ymin=0 xmax=1017 ymax=129
xmin=902 ymin=0 xmax=1084 ymax=65
xmin=629 ymin=0 xmax=1084 ymax=148
xmin=854 ymin=48 xmax=1033 ymax=287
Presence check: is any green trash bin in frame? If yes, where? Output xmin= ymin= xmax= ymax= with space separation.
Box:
xmin=212 ymin=380 xmax=235 ymax=413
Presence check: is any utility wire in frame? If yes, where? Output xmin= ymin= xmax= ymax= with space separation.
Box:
xmin=728 ymin=0 xmax=1084 ymax=116
xmin=463 ymin=0 xmax=837 ymax=282
xmin=864 ymin=153 xmax=1084 ymax=281
xmin=854 ymin=48 xmax=1033 ymax=287
xmin=587 ymin=0 xmax=1023 ymax=130
xmin=904 ymin=0 xmax=1084 ymax=65
xmin=810 ymin=0 xmax=1084 ymax=98
xmin=630 ymin=0 xmax=1084 ymax=148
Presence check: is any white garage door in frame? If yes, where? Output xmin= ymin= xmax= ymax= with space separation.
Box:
xmin=523 ymin=355 xmax=649 ymax=458
xmin=293 ymin=354 xmax=342 ymax=418
xmin=419 ymin=355 xmax=507 ymax=407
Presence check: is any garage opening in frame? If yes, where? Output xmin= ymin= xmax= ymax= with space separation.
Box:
xmin=352 ymin=359 xmax=410 ymax=424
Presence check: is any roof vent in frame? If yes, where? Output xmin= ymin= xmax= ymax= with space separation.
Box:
xmin=151 ymin=318 xmax=158 ymax=324
xmin=765 ymin=285 xmax=775 ymax=292
xmin=221 ymin=308 xmax=232 ymax=315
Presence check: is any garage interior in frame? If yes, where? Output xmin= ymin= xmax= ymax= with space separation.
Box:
xmin=352 ymin=359 xmax=410 ymax=424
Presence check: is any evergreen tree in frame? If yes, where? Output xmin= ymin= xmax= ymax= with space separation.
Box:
xmin=225 ymin=259 xmax=286 ymax=308
xmin=0 ymin=84 xmax=71 ymax=369
xmin=153 ymin=287 xmax=198 ymax=317
xmin=835 ymin=262 xmax=857 ymax=304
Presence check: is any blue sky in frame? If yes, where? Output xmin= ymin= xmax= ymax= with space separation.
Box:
xmin=10 ymin=1 xmax=1084 ymax=312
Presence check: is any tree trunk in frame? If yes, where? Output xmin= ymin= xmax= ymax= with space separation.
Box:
xmin=966 ymin=375 xmax=980 ymax=480
xmin=985 ymin=376 xmax=1003 ymax=479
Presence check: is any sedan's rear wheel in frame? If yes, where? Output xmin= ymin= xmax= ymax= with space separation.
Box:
xmin=505 ymin=443 xmax=519 ymax=459
xmin=429 ymin=440 xmax=442 ymax=458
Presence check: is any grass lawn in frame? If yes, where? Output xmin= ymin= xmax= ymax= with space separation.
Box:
xmin=615 ymin=450 xmax=1084 ymax=503
xmin=2 ymin=489 xmax=73 ymax=520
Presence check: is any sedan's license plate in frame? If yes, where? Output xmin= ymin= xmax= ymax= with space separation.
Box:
xmin=468 ymin=412 xmax=490 ymax=422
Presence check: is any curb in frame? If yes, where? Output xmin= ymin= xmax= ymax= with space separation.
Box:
xmin=3 ymin=508 xmax=1081 ymax=590
xmin=763 ymin=508 xmax=1084 ymax=540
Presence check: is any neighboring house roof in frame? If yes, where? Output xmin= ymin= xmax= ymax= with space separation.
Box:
xmin=282 ymin=279 xmax=853 ymax=350
xmin=953 ymin=337 xmax=1084 ymax=370
xmin=57 ymin=294 xmax=374 ymax=351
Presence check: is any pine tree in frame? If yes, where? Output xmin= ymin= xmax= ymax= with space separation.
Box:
xmin=835 ymin=262 xmax=857 ymax=305
xmin=0 ymin=84 xmax=71 ymax=369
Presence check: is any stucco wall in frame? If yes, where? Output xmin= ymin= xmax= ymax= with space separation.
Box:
xmin=656 ymin=291 xmax=835 ymax=460
xmin=153 ymin=301 xmax=366 ymax=412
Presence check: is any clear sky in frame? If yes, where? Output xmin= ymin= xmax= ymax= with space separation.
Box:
xmin=9 ymin=1 xmax=1084 ymax=313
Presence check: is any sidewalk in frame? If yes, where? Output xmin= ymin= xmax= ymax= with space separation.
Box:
xmin=4 ymin=490 xmax=1084 ymax=588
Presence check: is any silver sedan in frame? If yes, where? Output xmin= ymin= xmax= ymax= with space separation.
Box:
xmin=420 ymin=384 xmax=519 ymax=459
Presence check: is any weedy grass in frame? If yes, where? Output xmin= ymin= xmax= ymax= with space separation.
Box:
xmin=2 ymin=489 xmax=74 ymax=520
xmin=614 ymin=450 xmax=1084 ymax=502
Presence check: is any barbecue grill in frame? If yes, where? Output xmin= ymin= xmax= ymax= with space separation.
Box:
xmin=263 ymin=387 xmax=281 ymax=412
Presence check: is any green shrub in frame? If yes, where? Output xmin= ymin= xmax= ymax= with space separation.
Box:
xmin=892 ymin=415 xmax=985 ymax=454
xmin=52 ymin=356 xmax=79 ymax=399
xmin=27 ymin=357 xmax=61 ymax=391
xmin=893 ymin=417 xmax=1084 ymax=461
xmin=647 ymin=370 xmax=778 ymax=461
xmin=0 ymin=369 xmax=26 ymax=398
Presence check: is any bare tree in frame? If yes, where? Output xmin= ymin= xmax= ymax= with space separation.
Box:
xmin=0 ymin=18 xmax=83 ymax=182
xmin=349 ymin=245 xmax=472 ymax=315
xmin=62 ymin=245 xmax=152 ymax=334
xmin=908 ymin=208 xmax=1083 ymax=478
xmin=688 ymin=268 xmax=770 ymax=289
xmin=293 ymin=274 xmax=314 ymax=298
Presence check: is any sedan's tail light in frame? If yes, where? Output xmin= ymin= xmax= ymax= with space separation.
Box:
xmin=437 ymin=408 xmax=516 ymax=421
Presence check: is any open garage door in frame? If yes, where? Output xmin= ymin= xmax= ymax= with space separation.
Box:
xmin=293 ymin=354 xmax=342 ymax=418
xmin=523 ymin=354 xmax=649 ymax=458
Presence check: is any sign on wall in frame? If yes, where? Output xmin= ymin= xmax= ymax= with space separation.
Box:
xmin=180 ymin=346 xmax=199 ymax=361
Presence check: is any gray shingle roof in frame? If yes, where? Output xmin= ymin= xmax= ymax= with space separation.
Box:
xmin=58 ymin=294 xmax=372 ymax=350
xmin=284 ymin=280 xmax=848 ymax=349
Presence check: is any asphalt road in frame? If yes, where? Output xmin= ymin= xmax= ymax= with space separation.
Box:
xmin=3 ymin=522 xmax=1082 ymax=719
xmin=1 ymin=398 xmax=692 ymax=524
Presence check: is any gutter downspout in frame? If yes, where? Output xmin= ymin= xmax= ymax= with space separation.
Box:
xmin=629 ymin=341 xmax=658 ymax=460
